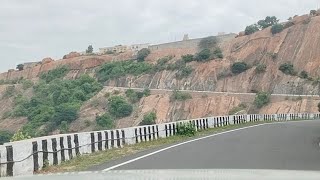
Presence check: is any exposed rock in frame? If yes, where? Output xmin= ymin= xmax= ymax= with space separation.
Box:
xmin=41 ymin=57 xmax=54 ymax=64
xmin=63 ymin=52 xmax=80 ymax=59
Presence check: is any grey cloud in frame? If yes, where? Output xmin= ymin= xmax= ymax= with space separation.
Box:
xmin=0 ymin=0 xmax=319 ymax=72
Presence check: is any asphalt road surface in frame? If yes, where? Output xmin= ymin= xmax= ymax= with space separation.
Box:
xmin=90 ymin=120 xmax=320 ymax=171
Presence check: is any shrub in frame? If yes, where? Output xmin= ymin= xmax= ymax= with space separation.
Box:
xmin=22 ymin=80 xmax=34 ymax=90
xmin=176 ymin=66 xmax=193 ymax=79
xmin=140 ymin=112 xmax=157 ymax=125
xmin=199 ymin=36 xmax=218 ymax=50
xmin=16 ymin=64 xmax=24 ymax=71
xmin=143 ymin=88 xmax=151 ymax=96
xmin=245 ymin=24 xmax=259 ymax=35
xmin=2 ymin=111 xmax=12 ymax=119
xmin=299 ymin=71 xmax=308 ymax=79
xmin=166 ymin=60 xmax=186 ymax=71
xmin=254 ymin=92 xmax=270 ymax=108
xmin=108 ymin=96 xmax=133 ymax=118
xmin=40 ymin=66 xmax=69 ymax=83
xmin=279 ymin=63 xmax=295 ymax=75
xmin=271 ymin=24 xmax=284 ymax=34
xmin=125 ymin=89 xmax=144 ymax=103
xmin=96 ymin=113 xmax=114 ymax=129
xmin=195 ymin=49 xmax=211 ymax=62
xmin=310 ymin=10 xmax=317 ymax=16
xmin=255 ymin=64 xmax=267 ymax=73
xmin=181 ymin=54 xmax=194 ymax=63
xmin=137 ymin=48 xmax=150 ymax=62
xmin=176 ymin=123 xmax=196 ymax=136
xmin=0 ymin=131 xmax=13 ymax=145
xmin=212 ymin=48 xmax=223 ymax=59
xmin=96 ymin=60 xmax=153 ymax=82
xmin=231 ymin=62 xmax=248 ymax=74
xmin=10 ymin=129 xmax=31 ymax=142
xmin=171 ymin=90 xmax=192 ymax=101
xmin=153 ymin=57 xmax=170 ymax=71
xmin=2 ymin=85 xmax=15 ymax=99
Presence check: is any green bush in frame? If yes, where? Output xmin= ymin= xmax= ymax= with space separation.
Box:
xmin=231 ymin=62 xmax=249 ymax=74
xmin=153 ymin=57 xmax=171 ymax=71
xmin=271 ymin=24 xmax=284 ymax=34
xmin=96 ymin=60 xmax=153 ymax=82
xmin=299 ymin=71 xmax=308 ymax=79
xmin=181 ymin=54 xmax=194 ymax=63
xmin=171 ymin=90 xmax=192 ymax=101
xmin=108 ymin=96 xmax=133 ymax=118
xmin=140 ymin=112 xmax=157 ymax=125
xmin=254 ymin=92 xmax=270 ymax=108
xmin=176 ymin=66 xmax=193 ymax=79
xmin=166 ymin=60 xmax=186 ymax=71
xmin=143 ymin=88 xmax=151 ymax=96
xmin=40 ymin=66 xmax=69 ymax=83
xmin=12 ymin=74 xmax=102 ymax=136
xmin=195 ymin=49 xmax=211 ymax=62
xmin=125 ymin=89 xmax=144 ymax=103
xmin=228 ymin=103 xmax=247 ymax=115
xmin=10 ymin=129 xmax=31 ymax=142
xmin=22 ymin=79 xmax=34 ymax=90
xmin=245 ymin=24 xmax=259 ymax=35
xmin=137 ymin=48 xmax=151 ymax=62
xmin=96 ymin=113 xmax=114 ymax=129
xmin=176 ymin=123 xmax=196 ymax=136
xmin=279 ymin=63 xmax=295 ymax=75
xmin=212 ymin=48 xmax=223 ymax=59
xmin=59 ymin=121 xmax=69 ymax=133
xmin=255 ymin=64 xmax=267 ymax=73
xmin=0 ymin=131 xmax=13 ymax=145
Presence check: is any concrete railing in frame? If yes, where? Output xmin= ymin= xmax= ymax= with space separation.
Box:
xmin=0 ymin=113 xmax=319 ymax=177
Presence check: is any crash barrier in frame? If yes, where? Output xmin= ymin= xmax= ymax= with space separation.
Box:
xmin=0 ymin=113 xmax=318 ymax=176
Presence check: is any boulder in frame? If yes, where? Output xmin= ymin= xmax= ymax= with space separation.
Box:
xmin=316 ymin=9 xmax=320 ymax=16
xmin=63 ymin=52 xmax=81 ymax=59
xmin=41 ymin=57 xmax=54 ymax=64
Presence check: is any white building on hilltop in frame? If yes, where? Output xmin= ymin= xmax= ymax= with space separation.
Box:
xmin=99 ymin=43 xmax=149 ymax=54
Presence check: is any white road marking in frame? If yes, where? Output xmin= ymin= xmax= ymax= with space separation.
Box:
xmin=103 ymin=123 xmax=267 ymax=171
xmin=102 ymin=120 xmax=317 ymax=171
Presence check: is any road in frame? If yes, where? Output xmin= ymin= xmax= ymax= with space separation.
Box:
xmin=90 ymin=120 xmax=320 ymax=171
xmin=104 ymin=86 xmax=320 ymax=98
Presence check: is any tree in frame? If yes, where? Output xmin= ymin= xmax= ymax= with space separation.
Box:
xmin=140 ymin=112 xmax=157 ymax=125
xmin=10 ymin=129 xmax=31 ymax=142
xmin=108 ymin=96 xmax=133 ymax=118
xmin=245 ymin=24 xmax=259 ymax=35
xmin=86 ymin=45 xmax=93 ymax=54
xmin=16 ymin=64 xmax=24 ymax=71
xmin=181 ymin=54 xmax=194 ymax=63
xmin=198 ymin=36 xmax=218 ymax=50
xmin=271 ymin=24 xmax=284 ymax=34
xmin=254 ymin=92 xmax=270 ymax=108
xmin=263 ymin=16 xmax=279 ymax=28
xmin=231 ymin=62 xmax=248 ymax=74
xmin=96 ymin=113 xmax=114 ymax=129
xmin=310 ymin=10 xmax=317 ymax=16
xmin=137 ymin=48 xmax=150 ymax=62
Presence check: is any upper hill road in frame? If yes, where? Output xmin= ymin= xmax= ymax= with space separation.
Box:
xmin=91 ymin=120 xmax=320 ymax=171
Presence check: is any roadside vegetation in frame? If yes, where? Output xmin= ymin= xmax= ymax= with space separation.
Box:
xmin=254 ymin=92 xmax=270 ymax=108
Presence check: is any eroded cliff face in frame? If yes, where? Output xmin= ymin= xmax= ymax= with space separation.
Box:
xmin=104 ymin=15 xmax=320 ymax=95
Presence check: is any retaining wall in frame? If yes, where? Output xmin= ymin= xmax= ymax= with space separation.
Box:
xmin=0 ymin=113 xmax=319 ymax=177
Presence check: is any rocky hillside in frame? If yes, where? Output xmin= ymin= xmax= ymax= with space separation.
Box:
xmin=0 ymin=12 xmax=320 ymax=137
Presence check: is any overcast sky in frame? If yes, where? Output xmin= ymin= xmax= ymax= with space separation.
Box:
xmin=0 ymin=0 xmax=319 ymax=72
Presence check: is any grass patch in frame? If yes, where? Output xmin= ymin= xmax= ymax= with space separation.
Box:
xmin=39 ymin=121 xmax=265 ymax=174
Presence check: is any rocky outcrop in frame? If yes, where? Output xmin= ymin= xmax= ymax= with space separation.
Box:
xmin=63 ymin=52 xmax=81 ymax=59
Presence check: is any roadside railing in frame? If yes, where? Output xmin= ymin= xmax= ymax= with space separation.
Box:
xmin=0 ymin=113 xmax=319 ymax=177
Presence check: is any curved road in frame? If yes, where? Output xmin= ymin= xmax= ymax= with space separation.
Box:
xmin=90 ymin=120 xmax=320 ymax=171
